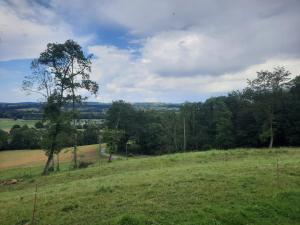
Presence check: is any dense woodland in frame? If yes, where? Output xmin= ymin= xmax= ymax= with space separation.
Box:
xmin=104 ymin=68 xmax=300 ymax=155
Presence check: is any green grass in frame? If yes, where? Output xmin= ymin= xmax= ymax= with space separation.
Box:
xmin=0 ymin=148 xmax=300 ymax=225
xmin=0 ymin=118 xmax=37 ymax=131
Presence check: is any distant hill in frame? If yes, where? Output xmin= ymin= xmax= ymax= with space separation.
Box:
xmin=0 ymin=102 xmax=180 ymax=120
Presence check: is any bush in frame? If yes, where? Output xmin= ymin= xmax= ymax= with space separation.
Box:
xmin=34 ymin=121 xmax=44 ymax=129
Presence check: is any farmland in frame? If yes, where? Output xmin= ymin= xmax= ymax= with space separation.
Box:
xmin=0 ymin=148 xmax=299 ymax=225
xmin=0 ymin=118 xmax=37 ymax=132
xmin=0 ymin=144 xmax=100 ymax=170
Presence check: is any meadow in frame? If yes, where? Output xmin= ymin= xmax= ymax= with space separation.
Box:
xmin=0 ymin=118 xmax=37 ymax=132
xmin=0 ymin=147 xmax=299 ymax=225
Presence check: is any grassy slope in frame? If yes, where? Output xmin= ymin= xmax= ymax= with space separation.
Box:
xmin=0 ymin=118 xmax=37 ymax=132
xmin=0 ymin=148 xmax=300 ymax=225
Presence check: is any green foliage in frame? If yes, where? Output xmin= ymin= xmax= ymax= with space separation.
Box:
xmin=34 ymin=121 xmax=44 ymax=129
xmin=9 ymin=125 xmax=41 ymax=149
xmin=246 ymin=67 xmax=292 ymax=148
xmin=83 ymin=124 xmax=100 ymax=145
xmin=104 ymin=68 xmax=299 ymax=153
xmin=0 ymin=129 xmax=8 ymax=150
xmin=213 ymin=100 xmax=234 ymax=149
xmin=23 ymin=39 xmax=99 ymax=174
xmin=41 ymin=96 xmax=73 ymax=154
xmin=102 ymin=128 xmax=125 ymax=153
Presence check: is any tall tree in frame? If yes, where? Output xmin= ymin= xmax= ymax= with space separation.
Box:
xmin=61 ymin=40 xmax=98 ymax=168
xmin=285 ymin=76 xmax=300 ymax=145
xmin=213 ymin=100 xmax=234 ymax=149
xmin=246 ymin=67 xmax=291 ymax=148
xmin=23 ymin=40 xmax=99 ymax=174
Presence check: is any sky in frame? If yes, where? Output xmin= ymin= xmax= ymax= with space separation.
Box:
xmin=0 ymin=0 xmax=300 ymax=103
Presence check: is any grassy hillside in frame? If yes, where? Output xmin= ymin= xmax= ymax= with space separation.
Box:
xmin=0 ymin=148 xmax=300 ymax=225
xmin=0 ymin=118 xmax=37 ymax=132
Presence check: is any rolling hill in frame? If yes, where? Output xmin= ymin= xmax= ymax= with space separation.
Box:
xmin=0 ymin=147 xmax=299 ymax=225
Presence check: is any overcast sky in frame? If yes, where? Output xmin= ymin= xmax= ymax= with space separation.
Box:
xmin=0 ymin=0 xmax=300 ymax=103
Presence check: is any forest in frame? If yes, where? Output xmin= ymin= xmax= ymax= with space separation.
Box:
xmin=104 ymin=68 xmax=300 ymax=155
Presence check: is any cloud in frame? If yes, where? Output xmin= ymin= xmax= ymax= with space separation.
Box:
xmin=0 ymin=0 xmax=90 ymax=61
xmin=51 ymin=0 xmax=300 ymax=77
xmin=52 ymin=0 xmax=300 ymax=36
xmin=88 ymin=44 xmax=300 ymax=103
xmin=88 ymin=45 xmax=156 ymax=102
xmin=140 ymin=30 xmax=251 ymax=77
xmin=1 ymin=0 xmax=300 ymax=102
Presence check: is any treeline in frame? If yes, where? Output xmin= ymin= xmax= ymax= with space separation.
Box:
xmin=0 ymin=123 xmax=100 ymax=151
xmin=104 ymin=67 xmax=300 ymax=155
xmin=0 ymin=102 xmax=108 ymax=120
xmin=0 ymin=102 xmax=179 ymax=120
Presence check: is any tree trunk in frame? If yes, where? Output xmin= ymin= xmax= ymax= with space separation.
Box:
xmin=183 ymin=117 xmax=186 ymax=151
xmin=42 ymin=151 xmax=54 ymax=175
xmin=72 ymin=93 xmax=78 ymax=169
xmin=174 ymin=124 xmax=178 ymax=151
xmin=43 ymin=124 xmax=58 ymax=175
xmin=98 ymin=135 xmax=101 ymax=166
xmin=73 ymin=143 xmax=78 ymax=169
xmin=56 ymin=153 xmax=60 ymax=171
xmin=269 ymin=113 xmax=274 ymax=148
xmin=108 ymin=153 xmax=112 ymax=162
xmin=269 ymin=128 xmax=274 ymax=148
xmin=50 ymin=157 xmax=54 ymax=171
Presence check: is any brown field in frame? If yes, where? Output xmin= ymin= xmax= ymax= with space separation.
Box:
xmin=0 ymin=144 xmax=100 ymax=170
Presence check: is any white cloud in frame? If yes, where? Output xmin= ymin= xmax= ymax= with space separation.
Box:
xmin=0 ymin=0 xmax=90 ymax=61
xmin=140 ymin=30 xmax=249 ymax=76
xmin=88 ymin=45 xmax=157 ymax=102
xmin=52 ymin=0 xmax=300 ymax=77
xmin=1 ymin=0 xmax=300 ymax=102
xmin=88 ymin=43 xmax=300 ymax=102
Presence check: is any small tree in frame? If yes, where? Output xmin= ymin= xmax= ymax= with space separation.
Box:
xmin=102 ymin=128 xmax=124 ymax=162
